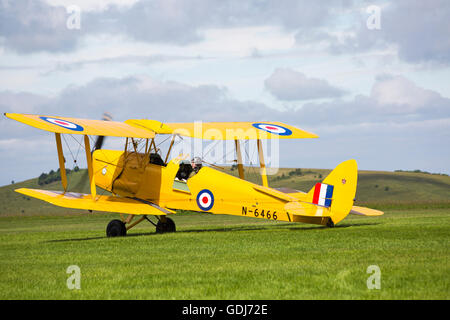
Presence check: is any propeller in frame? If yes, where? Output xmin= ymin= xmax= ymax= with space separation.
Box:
xmin=92 ymin=112 xmax=112 ymax=152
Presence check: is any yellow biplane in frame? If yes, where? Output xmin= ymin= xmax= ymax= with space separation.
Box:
xmin=4 ymin=113 xmax=383 ymax=236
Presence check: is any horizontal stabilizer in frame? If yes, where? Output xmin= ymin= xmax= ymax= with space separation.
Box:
xmin=350 ymin=206 xmax=384 ymax=216
xmin=284 ymin=201 xmax=333 ymax=226
xmin=15 ymin=188 xmax=173 ymax=215
xmin=284 ymin=201 xmax=332 ymax=217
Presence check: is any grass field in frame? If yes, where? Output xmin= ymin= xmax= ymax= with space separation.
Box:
xmin=0 ymin=208 xmax=448 ymax=299
xmin=0 ymin=168 xmax=449 ymax=299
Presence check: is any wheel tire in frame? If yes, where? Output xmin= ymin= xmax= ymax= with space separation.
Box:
xmin=106 ymin=219 xmax=127 ymax=237
xmin=156 ymin=217 xmax=176 ymax=234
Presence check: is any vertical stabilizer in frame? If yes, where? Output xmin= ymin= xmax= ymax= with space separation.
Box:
xmin=306 ymin=160 xmax=358 ymax=225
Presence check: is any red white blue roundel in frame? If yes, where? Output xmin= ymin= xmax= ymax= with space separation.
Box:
xmin=252 ymin=123 xmax=292 ymax=136
xmin=196 ymin=189 xmax=214 ymax=211
xmin=40 ymin=117 xmax=84 ymax=132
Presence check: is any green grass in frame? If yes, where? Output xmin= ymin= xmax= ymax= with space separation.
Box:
xmin=0 ymin=208 xmax=448 ymax=299
xmin=0 ymin=167 xmax=449 ymax=299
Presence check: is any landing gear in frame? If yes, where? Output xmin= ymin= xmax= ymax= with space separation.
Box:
xmin=156 ymin=217 xmax=176 ymax=234
xmin=105 ymin=215 xmax=176 ymax=237
xmin=106 ymin=219 xmax=127 ymax=237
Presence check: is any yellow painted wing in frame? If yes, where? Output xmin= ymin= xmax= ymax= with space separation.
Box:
xmin=126 ymin=120 xmax=318 ymax=140
xmin=15 ymin=188 xmax=173 ymax=215
xmin=5 ymin=113 xmax=155 ymax=138
xmin=124 ymin=119 xmax=173 ymax=134
xmin=350 ymin=206 xmax=384 ymax=216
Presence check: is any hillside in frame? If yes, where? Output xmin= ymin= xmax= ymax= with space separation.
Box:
xmin=0 ymin=169 xmax=107 ymax=216
xmin=1 ymin=166 xmax=449 ymax=216
xmin=236 ymin=167 xmax=450 ymax=208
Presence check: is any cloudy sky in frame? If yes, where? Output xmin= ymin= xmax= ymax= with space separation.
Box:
xmin=1 ymin=0 xmax=449 ymax=186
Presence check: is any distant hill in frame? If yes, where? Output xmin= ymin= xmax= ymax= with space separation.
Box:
xmin=1 ymin=166 xmax=449 ymax=216
xmin=0 ymin=169 xmax=103 ymax=216
xmin=220 ymin=166 xmax=450 ymax=209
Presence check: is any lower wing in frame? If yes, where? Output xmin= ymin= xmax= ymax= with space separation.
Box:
xmin=15 ymin=188 xmax=173 ymax=215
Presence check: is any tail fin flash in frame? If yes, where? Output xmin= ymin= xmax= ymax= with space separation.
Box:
xmin=311 ymin=183 xmax=334 ymax=207
xmin=306 ymin=159 xmax=358 ymax=224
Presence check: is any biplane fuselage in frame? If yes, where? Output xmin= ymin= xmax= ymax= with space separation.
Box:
xmin=92 ymin=148 xmax=363 ymax=227
xmin=93 ymin=149 xmax=297 ymax=224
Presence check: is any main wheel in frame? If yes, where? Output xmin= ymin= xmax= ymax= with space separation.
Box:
xmin=156 ymin=217 xmax=176 ymax=234
xmin=106 ymin=219 xmax=127 ymax=237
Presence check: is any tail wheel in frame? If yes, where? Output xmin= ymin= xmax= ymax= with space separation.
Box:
xmin=156 ymin=217 xmax=176 ymax=234
xmin=106 ymin=219 xmax=127 ymax=237
xmin=326 ymin=218 xmax=335 ymax=228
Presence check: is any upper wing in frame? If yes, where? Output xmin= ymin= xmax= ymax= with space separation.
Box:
xmin=6 ymin=114 xmax=316 ymax=140
xmin=126 ymin=120 xmax=318 ymax=140
xmin=16 ymin=188 xmax=173 ymax=215
xmin=5 ymin=113 xmax=155 ymax=138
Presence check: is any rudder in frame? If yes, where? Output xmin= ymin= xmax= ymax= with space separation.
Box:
xmin=306 ymin=160 xmax=358 ymax=225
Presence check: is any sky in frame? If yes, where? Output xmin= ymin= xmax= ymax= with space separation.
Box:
xmin=1 ymin=0 xmax=449 ymax=186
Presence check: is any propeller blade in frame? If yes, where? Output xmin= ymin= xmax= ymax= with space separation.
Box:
xmin=93 ymin=135 xmax=105 ymax=151
xmin=92 ymin=112 xmax=112 ymax=152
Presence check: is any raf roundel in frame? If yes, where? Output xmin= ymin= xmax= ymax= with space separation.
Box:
xmin=40 ymin=117 xmax=84 ymax=132
xmin=252 ymin=123 xmax=292 ymax=136
xmin=196 ymin=189 xmax=214 ymax=211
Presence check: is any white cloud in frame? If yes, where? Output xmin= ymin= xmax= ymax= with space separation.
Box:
xmin=0 ymin=0 xmax=80 ymax=53
xmin=291 ymin=73 xmax=450 ymax=125
xmin=264 ymin=68 xmax=346 ymax=101
xmin=371 ymin=74 xmax=443 ymax=112
xmin=324 ymin=0 xmax=450 ymax=66
xmin=44 ymin=0 xmax=139 ymax=12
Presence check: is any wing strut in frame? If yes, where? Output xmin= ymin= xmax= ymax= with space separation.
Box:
xmin=84 ymin=135 xmax=96 ymax=200
xmin=165 ymin=135 xmax=176 ymax=164
xmin=234 ymin=140 xmax=245 ymax=180
xmin=55 ymin=133 xmax=68 ymax=192
xmin=257 ymin=139 xmax=268 ymax=187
